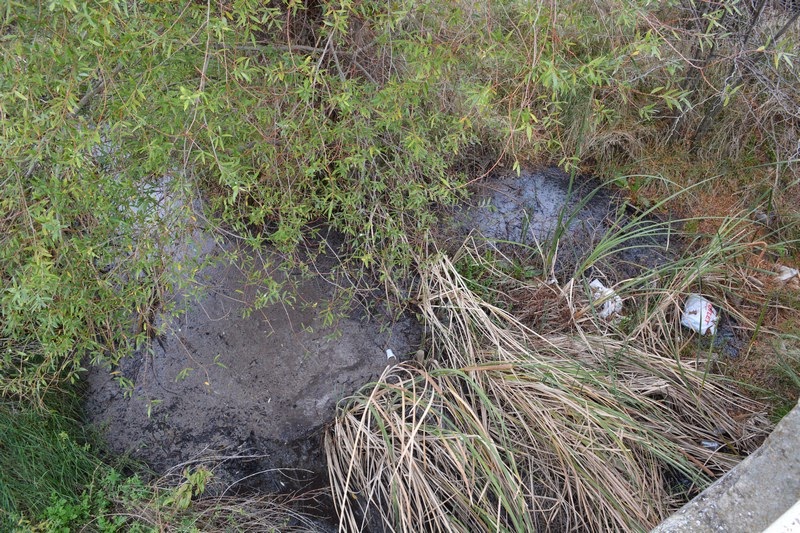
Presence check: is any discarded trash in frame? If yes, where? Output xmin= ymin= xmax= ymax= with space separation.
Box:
xmin=753 ymin=209 xmax=777 ymax=227
xmin=775 ymin=264 xmax=799 ymax=284
xmin=681 ymin=294 xmax=718 ymax=336
xmin=589 ymin=279 xmax=623 ymax=319
xmin=700 ymin=440 xmax=723 ymax=451
xmin=386 ymin=349 xmax=396 ymax=360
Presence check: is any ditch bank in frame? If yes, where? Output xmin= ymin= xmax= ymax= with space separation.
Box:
xmin=83 ymin=166 xmax=746 ymax=528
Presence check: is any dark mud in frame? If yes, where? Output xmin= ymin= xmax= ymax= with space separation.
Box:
xmin=84 ymin=234 xmax=420 ymax=496
xmin=445 ymin=167 xmax=678 ymax=280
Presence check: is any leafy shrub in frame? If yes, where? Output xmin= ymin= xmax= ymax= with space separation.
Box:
xmin=1 ymin=0 xmax=728 ymax=397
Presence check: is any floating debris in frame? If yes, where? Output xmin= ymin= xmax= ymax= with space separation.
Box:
xmin=775 ymin=264 xmax=799 ymax=285
xmin=700 ymin=440 xmax=723 ymax=452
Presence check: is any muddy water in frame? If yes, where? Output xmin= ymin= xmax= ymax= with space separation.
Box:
xmin=448 ymin=167 xmax=677 ymax=279
xmin=84 ymin=229 xmax=420 ymax=495
xmin=466 ymin=167 xmax=611 ymax=246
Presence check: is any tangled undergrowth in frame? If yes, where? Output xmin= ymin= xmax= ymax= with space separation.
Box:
xmin=327 ymin=239 xmax=777 ymax=532
xmin=2 ymin=0 xmax=799 ymax=531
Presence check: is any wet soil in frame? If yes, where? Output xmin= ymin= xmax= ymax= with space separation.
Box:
xmin=445 ymin=167 xmax=678 ymax=280
xmin=84 ymin=234 xmax=420 ymax=495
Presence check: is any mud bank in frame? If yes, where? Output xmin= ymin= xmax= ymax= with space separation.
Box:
xmin=84 ymin=234 xmax=420 ymax=493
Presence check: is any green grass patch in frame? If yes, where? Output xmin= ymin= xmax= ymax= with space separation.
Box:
xmin=0 ymin=401 xmax=101 ymax=529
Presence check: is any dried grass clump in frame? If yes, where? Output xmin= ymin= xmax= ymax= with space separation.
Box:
xmin=102 ymin=461 xmax=325 ymax=532
xmin=163 ymin=493 xmax=322 ymax=532
xmin=327 ymin=249 xmax=768 ymax=532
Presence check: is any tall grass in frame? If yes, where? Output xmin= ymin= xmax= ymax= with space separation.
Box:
xmin=327 ymin=237 xmax=770 ymax=531
xmin=0 ymin=401 xmax=99 ymax=529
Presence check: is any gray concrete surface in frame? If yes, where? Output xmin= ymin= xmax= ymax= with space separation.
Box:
xmin=653 ymin=399 xmax=800 ymax=533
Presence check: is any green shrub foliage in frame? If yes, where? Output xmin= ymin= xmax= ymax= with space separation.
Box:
xmin=2 ymin=1 xmax=797 ymax=399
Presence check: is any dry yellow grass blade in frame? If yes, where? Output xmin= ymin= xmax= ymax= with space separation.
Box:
xmin=327 ymin=248 xmax=768 ymax=532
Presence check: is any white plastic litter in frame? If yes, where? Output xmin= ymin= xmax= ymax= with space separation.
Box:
xmin=700 ymin=440 xmax=723 ymax=451
xmin=385 ymin=349 xmax=396 ymax=360
xmin=589 ymin=279 xmax=623 ymax=319
xmin=681 ymin=294 xmax=718 ymax=336
xmin=775 ymin=264 xmax=799 ymax=283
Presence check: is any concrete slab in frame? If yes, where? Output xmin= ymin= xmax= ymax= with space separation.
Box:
xmin=653 ymin=399 xmax=800 ymax=533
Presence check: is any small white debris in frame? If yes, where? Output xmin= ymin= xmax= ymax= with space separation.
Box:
xmin=701 ymin=440 xmax=723 ymax=451
xmin=589 ymin=279 xmax=623 ymax=319
xmin=681 ymin=294 xmax=719 ymax=336
xmin=775 ymin=264 xmax=799 ymax=283
xmin=386 ymin=349 xmax=396 ymax=360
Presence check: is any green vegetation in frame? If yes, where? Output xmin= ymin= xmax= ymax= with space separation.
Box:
xmin=0 ymin=400 xmax=98 ymax=528
xmin=1 ymin=0 xmax=798 ymax=531
xmin=1 ymin=401 xmax=319 ymax=531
